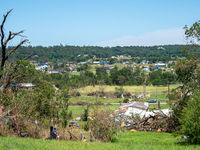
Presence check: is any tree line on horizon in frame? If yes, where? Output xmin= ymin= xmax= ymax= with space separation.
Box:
xmin=2 ymin=44 xmax=189 ymax=62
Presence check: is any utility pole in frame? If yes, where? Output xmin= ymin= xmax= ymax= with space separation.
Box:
xmin=156 ymin=86 xmax=158 ymax=101
xmin=158 ymin=101 xmax=160 ymax=109
xmin=96 ymin=90 xmax=97 ymax=103
xmin=143 ymin=80 xmax=146 ymax=95
xmin=168 ymin=81 xmax=170 ymax=95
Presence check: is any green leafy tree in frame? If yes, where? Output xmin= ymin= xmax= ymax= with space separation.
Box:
xmin=118 ymin=75 xmax=125 ymax=86
xmin=39 ymin=56 xmax=49 ymax=63
xmin=168 ymin=20 xmax=200 ymax=135
xmin=59 ymin=89 xmax=72 ymax=128
xmin=174 ymin=91 xmax=200 ymax=144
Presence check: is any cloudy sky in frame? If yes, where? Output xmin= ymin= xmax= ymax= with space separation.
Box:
xmin=1 ymin=0 xmax=200 ymax=47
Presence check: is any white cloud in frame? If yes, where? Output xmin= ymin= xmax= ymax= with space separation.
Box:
xmin=92 ymin=27 xmax=186 ymax=47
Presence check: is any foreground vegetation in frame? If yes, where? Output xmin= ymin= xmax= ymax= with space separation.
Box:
xmin=1 ymin=132 xmax=199 ymax=150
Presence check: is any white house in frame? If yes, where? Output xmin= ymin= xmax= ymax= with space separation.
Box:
xmin=93 ymin=61 xmax=100 ymax=64
xmin=35 ymin=65 xmax=49 ymax=71
xmin=155 ymin=63 xmax=167 ymax=67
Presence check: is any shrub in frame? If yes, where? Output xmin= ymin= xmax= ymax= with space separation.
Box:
xmin=76 ymin=101 xmax=87 ymax=105
xmin=115 ymin=86 xmax=124 ymax=98
xmin=174 ymin=91 xmax=200 ymax=144
xmin=89 ymin=108 xmax=117 ymax=142
xmin=111 ymin=136 xmax=119 ymax=143
xmin=81 ymin=109 xmax=89 ymax=121
xmin=123 ymin=98 xmax=129 ymax=103
xmin=83 ymin=122 xmax=89 ymax=131
xmin=69 ymin=90 xmax=81 ymax=97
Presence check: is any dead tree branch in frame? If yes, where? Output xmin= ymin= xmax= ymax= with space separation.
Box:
xmin=0 ymin=8 xmax=29 ymax=73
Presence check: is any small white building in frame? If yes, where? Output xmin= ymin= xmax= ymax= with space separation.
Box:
xmin=93 ymin=61 xmax=100 ymax=64
xmin=35 ymin=65 xmax=49 ymax=71
xmin=142 ymin=68 xmax=150 ymax=72
xmin=155 ymin=63 xmax=167 ymax=67
xmin=48 ymin=69 xmax=66 ymax=74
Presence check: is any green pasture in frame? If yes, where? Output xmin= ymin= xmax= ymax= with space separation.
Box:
xmin=70 ymin=72 xmax=80 ymax=75
xmin=69 ymin=96 xmax=123 ymax=103
xmin=69 ymin=94 xmax=168 ymax=104
xmin=1 ymin=131 xmax=199 ymax=150
xmin=68 ymin=105 xmax=120 ymax=118
xmin=149 ymin=104 xmax=171 ymax=110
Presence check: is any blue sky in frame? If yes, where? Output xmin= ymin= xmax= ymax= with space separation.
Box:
xmin=1 ymin=0 xmax=200 ymax=47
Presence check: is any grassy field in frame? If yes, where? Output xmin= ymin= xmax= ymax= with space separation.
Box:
xmin=1 ymin=132 xmax=199 ymax=150
xmin=69 ymin=96 xmax=124 ymax=103
xmin=68 ymin=105 xmax=120 ymax=118
xmin=149 ymin=104 xmax=171 ymax=110
xmin=78 ymin=84 xmax=180 ymax=95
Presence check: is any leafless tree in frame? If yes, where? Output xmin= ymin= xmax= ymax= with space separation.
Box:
xmin=0 ymin=8 xmax=31 ymax=91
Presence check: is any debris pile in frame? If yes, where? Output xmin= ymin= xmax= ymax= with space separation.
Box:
xmin=123 ymin=92 xmax=134 ymax=98
xmin=126 ymin=109 xmax=173 ymax=132
xmin=137 ymin=93 xmax=151 ymax=99
xmin=113 ymin=101 xmax=173 ymax=132
xmin=87 ymin=91 xmax=117 ymax=98
xmin=87 ymin=91 xmax=136 ymax=99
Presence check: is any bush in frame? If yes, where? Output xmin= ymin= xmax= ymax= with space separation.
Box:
xmin=76 ymin=101 xmax=87 ymax=105
xmin=89 ymin=108 xmax=117 ymax=142
xmin=69 ymin=90 xmax=81 ymax=97
xmin=115 ymin=86 xmax=124 ymax=98
xmin=111 ymin=136 xmax=119 ymax=143
xmin=123 ymin=98 xmax=129 ymax=103
xmin=83 ymin=122 xmax=89 ymax=131
xmin=81 ymin=109 xmax=89 ymax=121
xmin=174 ymin=91 xmax=200 ymax=144
xmin=94 ymin=101 xmax=103 ymax=105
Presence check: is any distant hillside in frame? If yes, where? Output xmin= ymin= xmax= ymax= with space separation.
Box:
xmin=5 ymin=45 xmax=188 ymax=62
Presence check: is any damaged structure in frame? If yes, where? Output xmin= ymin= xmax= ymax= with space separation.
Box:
xmin=113 ymin=101 xmax=173 ymax=132
xmin=114 ymin=101 xmax=149 ymax=119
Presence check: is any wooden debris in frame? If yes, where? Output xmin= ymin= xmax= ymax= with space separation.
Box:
xmin=126 ymin=111 xmax=172 ymax=132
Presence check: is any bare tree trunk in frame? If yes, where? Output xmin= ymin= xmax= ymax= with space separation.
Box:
xmin=0 ymin=8 xmax=30 ymax=91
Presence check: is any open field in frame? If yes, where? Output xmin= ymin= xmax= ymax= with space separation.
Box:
xmin=68 ymin=105 xmax=120 ymax=118
xmin=1 ymin=131 xmax=199 ymax=150
xmin=78 ymin=84 xmax=181 ymax=95
xmin=69 ymin=96 xmax=124 ymax=103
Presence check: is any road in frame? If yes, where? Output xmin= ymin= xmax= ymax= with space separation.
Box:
xmin=108 ymin=102 xmax=167 ymax=105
